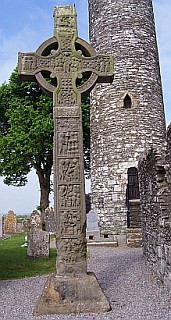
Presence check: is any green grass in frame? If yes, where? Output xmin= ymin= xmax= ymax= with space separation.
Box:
xmin=0 ymin=234 xmax=56 ymax=280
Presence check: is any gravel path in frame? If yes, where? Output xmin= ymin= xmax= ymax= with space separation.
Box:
xmin=0 ymin=247 xmax=170 ymax=320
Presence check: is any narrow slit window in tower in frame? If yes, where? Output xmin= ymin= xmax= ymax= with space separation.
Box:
xmin=124 ymin=94 xmax=132 ymax=108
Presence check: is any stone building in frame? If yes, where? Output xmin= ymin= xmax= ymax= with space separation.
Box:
xmin=88 ymin=0 xmax=166 ymax=242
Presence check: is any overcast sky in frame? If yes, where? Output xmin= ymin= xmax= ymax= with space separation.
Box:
xmin=0 ymin=0 xmax=170 ymax=215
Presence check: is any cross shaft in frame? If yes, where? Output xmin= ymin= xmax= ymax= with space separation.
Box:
xmin=18 ymin=5 xmax=114 ymax=277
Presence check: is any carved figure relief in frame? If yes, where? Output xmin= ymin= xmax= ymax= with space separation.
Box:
xmin=71 ymin=56 xmax=81 ymax=72
xmin=58 ymin=132 xmax=79 ymax=156
xmin=19 ymin=53 xmax=55 ymax=73
xmin=59 ymin=159 xmax=79 ymax=182
xmin=57 ymin=235 xmax=86 ymax=264
xmin=59 ymin=184 xmax=80 ymax=208
xmin=59 ymin=210 xmax=81 ymax=236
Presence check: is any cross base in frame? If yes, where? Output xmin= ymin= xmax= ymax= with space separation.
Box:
xmin=33 ymin=272 xmax=111 ymax=315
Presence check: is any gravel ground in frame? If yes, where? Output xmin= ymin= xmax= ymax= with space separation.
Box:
xmin=0 ymin=247 xmax=170 ymax=320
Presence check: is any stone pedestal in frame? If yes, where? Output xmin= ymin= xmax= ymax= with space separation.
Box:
xmin=33 ymin=273 xmax=110 ymax=316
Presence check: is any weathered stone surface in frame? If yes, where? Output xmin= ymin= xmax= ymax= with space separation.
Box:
xmin=3 ymin=210 xmax=17 ymax=234
xmin=45 ymin=207 xmax=55 ymax=233
xmin=138 ymin=143 xmax=171 ymax=292
xmin=30 ymin=210 xmax=42 ymax=230
xmin=33 ymin=273 xmax=110 ymax=316
xmin=18 ymin=5 xmax=113 ymax=315
xmin=88 ymin=0 xmax=166 ymax=238
xmin=27 ymin=228 xmax=49 ymax=258
xmin=16 ymin=219 xmax=29 ymax=234
xmin=126 ymin=228 xmax=142 ymax=248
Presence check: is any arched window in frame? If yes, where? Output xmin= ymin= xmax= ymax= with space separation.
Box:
xmin=124 ymin=94 xmax=132 ymax=108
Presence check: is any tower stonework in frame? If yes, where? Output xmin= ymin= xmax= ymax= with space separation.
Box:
xmin=88 ymin=0 xmax=166 ymax=240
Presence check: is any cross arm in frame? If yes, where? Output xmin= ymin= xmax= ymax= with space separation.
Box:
xmin=18 ymin=52 xmax=55 ymax=82
xmin=80 ymin=54 xmax=114 ymax=82
xmin=76 ymin=52 xmax=114 ymax=96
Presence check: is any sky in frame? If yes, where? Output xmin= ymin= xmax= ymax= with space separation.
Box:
xmin=0 ymin=0 xmax=170 ymax=215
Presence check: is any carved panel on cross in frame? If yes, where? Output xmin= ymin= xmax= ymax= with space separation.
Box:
xmin=59 ymin=159 xmax=80 ymax=182
xmin=58 ymin=210 xmax=81 ymax=236
xmin=54 ymin=106 xmax=80 ymax=118
xmin=56 ymin=117 xmax=79 ymax=131
xmin=54 ymin=12 xmax=75 ymax=29
xmin=19 ymin=53 xmax=55 ymax=73
xmin=82 ymin=56 xmax=112 ymax=74
xmin=56 ymin=78 xmax=76 ymax=106
xmin=58 ymin=184 xmax=80 ymax=208
xmin=56 ymin=235 xmax=86 ymax=264
xmin=58 ymin=32 xmax=75 ymax=51
xmin=57 ymin=131 xmax=79 ymax=156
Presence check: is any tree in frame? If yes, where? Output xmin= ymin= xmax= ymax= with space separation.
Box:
xmin=0 ymin=68 xmax=90 ymax=220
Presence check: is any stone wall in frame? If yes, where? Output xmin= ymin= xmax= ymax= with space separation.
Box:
xmin=138 ymin=144 xmax=171 ymax=292
xmin=88 ymin=0 xmax=166 ymax=237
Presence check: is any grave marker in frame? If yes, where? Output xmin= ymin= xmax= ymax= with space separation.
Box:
xmin=4 ymin=210 xmax=17 ymax=234
xmin=45 ymin=206 xmax=55 ymax=233
xmin=18 ymin=5 xmax=113 ymax=315
xmin=27 ymin=228 xmax=50 ymax=258
xmin=86 ymin=210 xmax=100 ymax=241
xmin=30 ymin=210 xmax=42 ymax=230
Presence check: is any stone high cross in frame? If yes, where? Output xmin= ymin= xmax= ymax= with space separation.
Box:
xmin=18 ymin=5 xmax=114 ymax=315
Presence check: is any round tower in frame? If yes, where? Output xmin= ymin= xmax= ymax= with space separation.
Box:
xmin=88 ymin=0 xmax=166 ymax=241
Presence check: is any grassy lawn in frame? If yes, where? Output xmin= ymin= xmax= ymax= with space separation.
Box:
xmin=0 ymin=234 xmax=56 ymax=280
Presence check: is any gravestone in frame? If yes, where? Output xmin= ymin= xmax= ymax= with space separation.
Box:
xmin=4 ymin=210 xmax=17 ymax=234
xmin=0 ymin=215 xmax=2 ymax=238
xmin=86 ymin=210 xmax=100 ymax=241
xmin=16 ymin=221 xmax=23 ymax=234
xmin=18 ymin=5 xmax=113 ymax=315
xmin=30 ymin=210 xmax=42 ymax=230
xmin=22 ymin=219 xmax=30 ymax=233
xmin=17 ymin=218 xmax=29 ymax=233
xmin=45 ymin=207 xmax=55 ymax=233
xmin=27 ymin=228 xmax=49 ymax=258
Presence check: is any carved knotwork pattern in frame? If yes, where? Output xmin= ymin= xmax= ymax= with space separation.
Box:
xmin=59 ymin=210 xmax=81 ymax=236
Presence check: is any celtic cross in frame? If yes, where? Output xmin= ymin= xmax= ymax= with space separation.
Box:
xmin=18 ymin=5 xmax=114 ymax=277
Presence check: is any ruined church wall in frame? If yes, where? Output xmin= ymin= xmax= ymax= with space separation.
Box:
xmin=88 ymin=0 xmax=166 ymax=235
xmin=138 ymin=145 xmax=171 ymax=292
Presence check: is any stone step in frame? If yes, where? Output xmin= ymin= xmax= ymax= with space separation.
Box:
xmin=127 ymin=232 xmax=142 ymax=239
xmin=87 ymin=241 xmax=118 ymax=247
xmin=127 ymin=228 xmax=142 ymax=247
xmin=127 ymin=228 xmax=142 ymax=233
